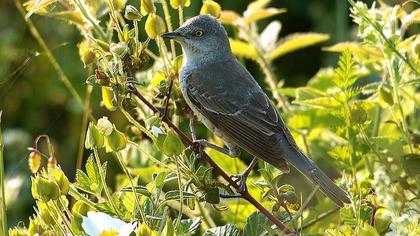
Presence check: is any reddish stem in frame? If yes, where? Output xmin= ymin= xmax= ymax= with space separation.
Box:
xmin=128 ymin=85 xmax=293 ymax=234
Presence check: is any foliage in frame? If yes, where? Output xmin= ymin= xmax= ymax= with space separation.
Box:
xmin=4 ymin=0 xmax=420 ymax=235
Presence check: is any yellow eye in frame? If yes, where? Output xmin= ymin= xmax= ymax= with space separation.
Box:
xmin=194 ymin=30 xmax=204 ymax=37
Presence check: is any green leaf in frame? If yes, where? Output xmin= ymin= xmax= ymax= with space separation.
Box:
xmin=164 ymin=190 xmax=196 ymax=201
xmin=203 ymin=224 xmax=241 ymax=236
xmin=204 ymin=187 xmax=220 ymax=204
xmin=359 ymin=224 xmax=379 ymax=236
xmin=121 ymin=186 xmax=152 ymax=199
xmin=229 ymin=39 xmax=258 ymax=59
xmin=340 ymin=206 xmax=357 ymax=227
xmin=177 ymin=218 xmax=201 ymax=234
xmin=268 ymin=33 xmax=330 ymax=60
xmin=120 ymin=192 xmax=135 ymax=213
xmin=402 ymin=154 xmax=420 ymax=176
xmin=243 ymin=212 xmax=270 ymax=236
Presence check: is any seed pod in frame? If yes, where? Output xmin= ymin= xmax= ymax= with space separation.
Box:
xmin=200 ymin=0 xmax=221 ymax=18
xmin=170 ymin=0 xmax=190 ymax=9
xmin=122 ymin=96 xmax=137 ymax=111
xmin=28 ymin=217 xmax=44 ymax=235
xmin=145 ymin=13 xmax=166 ymax=39
xmin=50 ymin=168 xmax=70 ymax=195
xmin=72 ymin=200 xmax=93 ymax=216
xmin=31 ymin=175 xmax=60 ymax=202
xmin=141 ymin=0 xmax=155 ymax=15
xmin=47 ymin=156 xmax=57 ymax=169
xmin=162 ymin=131 xmax=184 ymax=156
xmin=28 ymin=151 xmax=42 ymax=174
xmin=125 ymin=5 xmax=142 ymax=21
xmin=105 ymin=127 xmax=127 ymax=152
xmin=85 ymin=122 xmax=105 ymax=149
xmin=101 ymin=87 xmax=118 ymax=111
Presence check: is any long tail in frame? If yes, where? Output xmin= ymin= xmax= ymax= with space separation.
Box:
xmin=281 ymin=149 xmax=351 ymax=207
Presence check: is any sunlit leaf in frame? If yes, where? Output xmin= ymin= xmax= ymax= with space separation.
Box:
xmin=229 ymin=39 xmax=258 ymax=59
xmin=243 ymin=212 xmax=270 ymax=236
xmin=243 ymin=8 xmax=287 ymax=24
xmin=268 ymin=33 xmax=330 ymax=60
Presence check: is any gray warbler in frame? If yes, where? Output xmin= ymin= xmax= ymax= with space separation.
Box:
xmin=162 ymin=15 xmax=350 ymax=207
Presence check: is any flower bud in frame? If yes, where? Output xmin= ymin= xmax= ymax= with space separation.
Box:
xmin=28 ymin=217 xmax=45 ymax=235
xmin=125 ymin=5 xmax=142 ymax=21
xmin=170 ymin=0 xmax=190 ymax=9
xmin=50 ymin=168 xmax=70 ymax=195
xmin=105 ymin=126 xmax=127 ymax=152
xmin=200 ymin=0 xmax=221 ymax=18
xmin=162 ymin=130 xmax=184 ymax=156
xmin=96 ymin=117 xmax=114 ymax=136
xmin=71 ymin=200 xmax=93 ymax=216
xmin=145 ymin=13 xmax=166 ymax=39
xmin=141 ymin=0 xmax=155 ymax=15
xmin=85 ymin=122 xmax=105 ymax=149
xmin=95 ymin=70 xmax=110 ymax=86
xmin=110 ymin=42 xmax=128 ymax=58
xmin=9 ymin=227 xmax=26 ymax=236
xmin=47 ymin=156 xmax=57 ymax=169
xmin=122 ymin=96 xmax=137 ymax=111
xmin=28 ymin=151 xmax=42 ymax=174
xmin=37 ymin=201 xmax=56 ymax=225
xmin=32 ymin=175 xmax=60 ymax=202
xmin=101 ymin=87 xmax=118 ymax=111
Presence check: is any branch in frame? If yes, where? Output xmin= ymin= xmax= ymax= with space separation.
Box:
xmin=128 ymin=84 xmax=294 ymax=235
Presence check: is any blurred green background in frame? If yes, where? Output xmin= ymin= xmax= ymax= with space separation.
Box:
xmin=0 ymin=0 xmax=357 ymax=228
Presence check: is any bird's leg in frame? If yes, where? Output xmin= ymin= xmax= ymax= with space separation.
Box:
xmin=231 ymin=157 xmax=258 ymax=193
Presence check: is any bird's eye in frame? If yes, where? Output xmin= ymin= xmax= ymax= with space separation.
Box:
xmin=194 ymin=30 xmax=204 ymax=37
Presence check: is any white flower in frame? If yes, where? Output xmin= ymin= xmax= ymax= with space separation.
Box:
xmin=97 ymin=117 xmax=113 ymax=136
xmin=82 ymin=211 xmax=137 ymax=236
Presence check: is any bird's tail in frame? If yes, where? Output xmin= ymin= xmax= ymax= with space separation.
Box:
xmin=281 ymin=149 xmax=351 ymax=207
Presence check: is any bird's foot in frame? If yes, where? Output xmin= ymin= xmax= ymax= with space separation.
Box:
xmin=231 ymin=173 xmax=248 ymax=193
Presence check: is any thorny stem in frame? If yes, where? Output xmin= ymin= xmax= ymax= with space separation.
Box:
xmin=128 ymin=84 xmax=294 ymax=235
xmin=114 ymin=152 xmax=147 ymax=224
xmin=92 ymin=148 xmax=122 ymax=218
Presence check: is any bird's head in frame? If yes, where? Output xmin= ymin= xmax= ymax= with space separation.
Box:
xmin=161 ymin=15 xmax=231 ymax=62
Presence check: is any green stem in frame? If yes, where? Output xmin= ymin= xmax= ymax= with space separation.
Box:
xmin=160 ymin=0 xmax=176 ymax=58
xmin=69 ymin=185 xmax=97 ymax=210
xmin=76 ymin=85 xmax=93 ymax=173
xmin=114 ymin=152 xmax=147 ymax=224
xmin=52 ymin=200 xmax=76 ymax=235
xmin=120 ymin=108 xmax=156 ymax=141
xmin=92 ymin=148 xmax=122 ymax=217
xmin=0 ymin=112 xmax=6 ymax=236
xmin=387 ymin=60 xmax=414 ymax=153
xmin=178 ymin=7 xmax=184 ymax=25
xmin=73 ymin=0 xmax=107 ymax=41
xmin=174 ymin=155 xmax=183 ymax=229
xmin=46 ymin=202 xmax=67 ymax=234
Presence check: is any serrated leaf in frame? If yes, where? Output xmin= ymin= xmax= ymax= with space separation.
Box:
xmin=359 ymin=224 xmax=379 ymax=236
xmin=203 ymin=224 xmax=241 ymax=236
xmin=243 ymin=212 xmax=270 ymax=236
xmin=268 ymin=33 xmax=330 ymax=60
xmin=243 ymin=8 xmax=286 ymax=24
xmin=86 ymin=155 xmax=100 ymax=185
xmin=121 ymin=185 xmax=152 ymax=199
xmin=120 ymin=192 xmax=135 ymax=213
xmin=340 ymin=206 xmax=357 ymax=227
xmin=229 ymin=39 xmax=258 ymax=59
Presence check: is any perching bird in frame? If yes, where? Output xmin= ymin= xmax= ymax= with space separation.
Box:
xmin=162 ymin=15 xmax=350 ymax=207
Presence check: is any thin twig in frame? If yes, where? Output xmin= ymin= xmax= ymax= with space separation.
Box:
xmin=128 ymin=84 xmax=294 ymax=234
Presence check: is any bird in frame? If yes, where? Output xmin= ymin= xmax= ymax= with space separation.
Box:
xmin=161 ymin=15 xmax=351 ymax=207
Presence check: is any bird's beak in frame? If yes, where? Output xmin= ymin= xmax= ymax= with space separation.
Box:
xmin=161 ymin=31 xmax=182 ymax=40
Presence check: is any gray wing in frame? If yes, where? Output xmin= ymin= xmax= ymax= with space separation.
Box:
xmin=183 ymin=60 xmax=295 ymax=171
